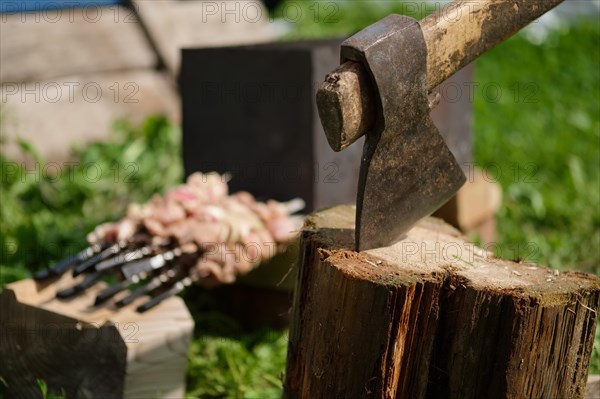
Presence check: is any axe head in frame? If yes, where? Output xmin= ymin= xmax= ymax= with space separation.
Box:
xmin=341 ymin=15 xmax=466 ymax=251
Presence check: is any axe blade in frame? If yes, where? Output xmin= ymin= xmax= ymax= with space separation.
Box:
xmin=341 ymin=15 xmax=466 ymax=251
xmin=356 ymin=117 xmax=465 ymax=251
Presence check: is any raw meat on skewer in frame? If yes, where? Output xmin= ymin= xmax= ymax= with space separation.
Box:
xmin=83 ymin=172 xmax=304 ymax=288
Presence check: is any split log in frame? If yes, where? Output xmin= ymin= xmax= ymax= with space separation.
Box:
xmin=284 ymin=205 xmax=599 ymax=399
xmin=0 ymin=273 xmax=194 ymax=399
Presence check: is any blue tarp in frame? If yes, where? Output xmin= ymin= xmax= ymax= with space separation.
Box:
xmin=0 ymin=0 xmax=121 ymax=13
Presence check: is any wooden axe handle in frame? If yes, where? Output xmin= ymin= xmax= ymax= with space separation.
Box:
xmin=318 ymin=0 xmax=565 ymax=151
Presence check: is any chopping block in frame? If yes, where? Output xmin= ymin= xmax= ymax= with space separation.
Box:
xmin=284 ymin=205 xmax=600 ymax=399
xmin=0 ymin=274 xmax=194 ymax=399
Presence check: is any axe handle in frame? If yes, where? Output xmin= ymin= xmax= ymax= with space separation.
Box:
xmin=318 ymin=0 xmax=564 ymax=152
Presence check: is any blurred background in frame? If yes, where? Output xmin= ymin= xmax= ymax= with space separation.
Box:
xmin=1 ymin=0 xmax=598 ymax=397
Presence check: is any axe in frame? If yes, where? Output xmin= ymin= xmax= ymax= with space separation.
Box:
xmin=316 ymin=0 xmax=564 ymax=251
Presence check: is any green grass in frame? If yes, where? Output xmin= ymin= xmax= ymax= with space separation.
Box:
xmin=183 ymin=290 xmax=288 ymax=399
xmin=0 ymin=116 xmax=182 ymax=285
xmin=0 ymin=3 xmax=598 ymax=396
xmin=472 ymin=19 xmax=600 ymax=375
xmin=0 ymin=379 xmax=66 ymax=399
xmin=186 ymin=332 xmax=287 ymax=399
xmin=473 ymin=20 xmax=600 ymax=275
xmin=35 ymin=380 xmax=66 ymax=399
xmin=272 ymin=0 xmax=427 ymax=39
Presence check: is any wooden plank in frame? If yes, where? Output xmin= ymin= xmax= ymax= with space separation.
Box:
xmin=433 ymin=167 xmax=503 ymax=242
xmin=133 ymin=0 xmax=275 ymax=76
xmin=586 ymin=375 xmax=600 ymax=399
xmin=284 ymin=205 xmax=600 ymax=398
xmin=0 ymin=6 xmax=156 ymax=84
xmin=1 ymin=70 xmax=179 ymax=163
xmin=0 ymin=273 xmax=194 ymax=398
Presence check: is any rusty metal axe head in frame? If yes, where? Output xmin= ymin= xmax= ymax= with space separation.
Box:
xmin=334 ymin=14 xmax=466 ymax=251
xmin=318 ymin=0 xmax=566 ymax=251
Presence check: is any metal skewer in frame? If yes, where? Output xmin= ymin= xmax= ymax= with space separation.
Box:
xmin=93 ymin=277 xmax=138 ymax=306
xmin=72 ymin=242 xmax=125 ymax=276
xmin=95 ymin=246 xmax=152 ymax=273
xmin=114 ymin=269 xmax=177 ymax=308
xmin=33 ymin=244 xmax=102 ymax=280
xmin=56 ymin=270 xmax=105 ymax=299
xmin=137 ymin=277 xmax=193 ymax=313
xmin=121 ymin=248 xmax=182 ymax=280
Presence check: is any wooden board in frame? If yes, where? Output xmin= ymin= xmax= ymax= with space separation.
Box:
xmin=133 ymin=0 xmax=275 ymax=76
xmin=0 ymin=6 xmax=156 ymax=84
xmin=586 ymin=375 xmax=600 ymax=399
xmin=1 ymin=70 xmax=179 ymax=164
xmin=433 ymin=167 xmax=503 ymax=243
xmin=284 ymin=205 xmax=600 ymax=398
xmin=0 ymin=273 xmax=194 ymax=398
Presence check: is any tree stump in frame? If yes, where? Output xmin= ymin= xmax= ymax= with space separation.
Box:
xmin=284 ymin=205 xmax=599 ymax=399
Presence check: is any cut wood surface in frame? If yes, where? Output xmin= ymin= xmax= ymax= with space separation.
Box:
xmin=284 ymin=205 xmax=599 ymax=399
xmin=0 ymin=273 xmax=193 ymax=399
